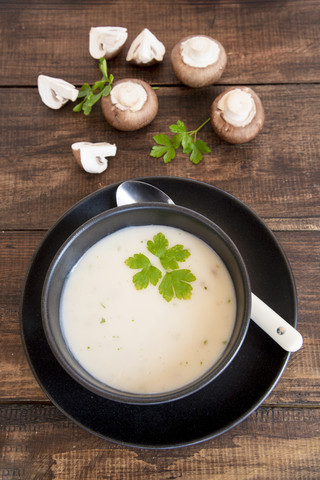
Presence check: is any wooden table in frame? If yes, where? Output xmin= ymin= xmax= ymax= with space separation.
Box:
xmin=1 ymin=0 xmax=319 ymax=477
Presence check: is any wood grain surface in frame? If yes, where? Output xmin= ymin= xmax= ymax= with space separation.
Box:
xmin=0 ymin=0 xmax=319 ymax=478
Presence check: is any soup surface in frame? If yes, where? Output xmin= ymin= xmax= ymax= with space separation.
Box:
xmin=60 ymin=225 xmax=236 ymax=394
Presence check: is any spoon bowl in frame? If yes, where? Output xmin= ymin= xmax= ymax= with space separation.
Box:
xmin=116 ymin=180 xmax=175 ymax=206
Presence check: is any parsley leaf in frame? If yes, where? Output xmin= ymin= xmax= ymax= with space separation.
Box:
xmin=73 ymin=58 xmax=113 ymax=115
xmin=159 ymin=270 xmax=196 ymax=302
xmin=147 ymin=233 xmax=190 ymax=270
xmin=150 ymin=135 xmax=176 ymax=164
xmin=150 ymin=118 xmax=211 ymax=165
xmin=169 ymin=120 xmax=186 ymax=133
xmin=125 ymin=232 xmax=196 ymax=302
xmin=125 ymin=254 xmax=162 ymax=289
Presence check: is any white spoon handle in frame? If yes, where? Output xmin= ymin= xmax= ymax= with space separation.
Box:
xmin=250 ymin=293 xmax=303 ymax=352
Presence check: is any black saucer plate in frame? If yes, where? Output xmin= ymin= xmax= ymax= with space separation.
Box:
xmin=20 ymin=177 xmax=297 ymax=449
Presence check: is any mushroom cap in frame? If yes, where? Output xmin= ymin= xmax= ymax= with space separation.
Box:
xmin=171 ymin=35 xmax=227 ymax=88
xmin=210 ymin=86 xmax=265 ymax=144
xmin=101 ymin=78 xmax=158 ymax=131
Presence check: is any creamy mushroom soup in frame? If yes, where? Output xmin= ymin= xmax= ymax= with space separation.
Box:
xmin=60 ymin=225 xmax=236 ymax=394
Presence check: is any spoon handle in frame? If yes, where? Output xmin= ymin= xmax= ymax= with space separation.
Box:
xmin=250 ymin=293 xmax=303 ymax=352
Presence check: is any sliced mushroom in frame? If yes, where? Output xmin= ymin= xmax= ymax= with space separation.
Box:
xmin=171 ymin=35 xmax=227 ymax=88
xmin=89 ymin=26 xmax=128 ymax=60
xmin=126 ymin=28 xmax=165 ymax=66
xmin=210 ymin=87 xmax=265 ymax=144
xmin=71 ymin=142 xmax=117 ymax=173
xmin=101 ymin=78 xmax=158 ymax=131
xmin=38 ymin=75 xmax=78 ymax=109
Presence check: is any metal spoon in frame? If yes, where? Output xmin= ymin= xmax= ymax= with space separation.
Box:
xmin=116 ymin=180 xmax=175 ymax=206
xmin=116 ymin=180 xmax=303 ymax=352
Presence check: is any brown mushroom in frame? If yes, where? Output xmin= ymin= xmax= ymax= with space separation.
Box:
xmin=210 ymin=87 xmax=265 ymax=144
xmin=101 ymin=78 xmax=158 ymax=131
xmin=171 ymin=35 xmax=227 ymax=88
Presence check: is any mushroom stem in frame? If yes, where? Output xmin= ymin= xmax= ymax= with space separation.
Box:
xmin=111 ymin=81 xmax=147 ymax=112
xmin=181 ymin=36 xmax=220 ymax=68
xmin=217 ymin=89 xmax=256 ymax=127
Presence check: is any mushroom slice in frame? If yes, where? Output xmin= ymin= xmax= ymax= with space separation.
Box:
xmin=101 ymin=78 xmax=158 ymax=131
xmin=71 ymin=142 xmax=117 ymax=174
xmin=89 ymin=26 xmax=128 ymax=60
xmin=210 ymin=87 xmax=265 ymax=144
xmin=38 ymin=75 xmax=78 ymax=109
xmin=126 ymin=28 xmax=165 ymax=66
xmin=171 ymin=35 xmax=227 ymax=88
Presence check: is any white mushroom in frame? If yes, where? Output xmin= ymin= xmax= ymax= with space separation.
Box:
xmin=210 ymin=87 xmax=265 ymax=144
xmin=71 ymin=142 xmax=117 ymax=174
xmin=38 ymin=75 xmax=78 ymax=109
xmin=171 ymin=35 xmax=227 ymax=88
xmin=89 ymin=27 xmax=128 ymax=60
xmin=101 ymin=78 xmax=158 ymax=131
xmin=126 ymin=28 xmax=165 ymax=66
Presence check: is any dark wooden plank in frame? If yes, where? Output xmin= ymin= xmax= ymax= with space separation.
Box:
xmin=0 ymin=0 xmax=319 ymax=86
xmin=1 ymin=404 xmax=319 ymax=479
xmin=0 ymin=84 xmax=319 ymax=229
xmin=0 ymin=230 xmax=318 ymax=404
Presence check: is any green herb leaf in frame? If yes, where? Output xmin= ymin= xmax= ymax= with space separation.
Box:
xmin=77 ymin=83 xmax=92 ymax=99
xmin=150 ymin=145 xmax=172 ymax=158
xmin=73 ymin=58 xmax=113 ymax=115
xmin=169 ymin=120 xmax=186 ymax=133
xmin=181 ymin=133 xmax=193 ymax=153
xmin=147 ymin=233 xmax=190 ymax=270
xmin=82 ymin=101 xmax=93 ymax=116
xmin=194 ymin=139 xmax=211 ymax=153
xmin=150 ymin=139 xmax=176 ymax=163
xmin=99 ymin=57 xmax=108 ymax=76
xmin=101 ymin=84 xmax=112 ymax=97
xmin=163 ymin=148 xmax=176 ymax=164
xmin=125 ymin=254 xmax=162 ymax=289
xmin=161 ymin=245 xmax=190 ymax=269
xmin=147 ymin=232 xmax=168 ymax=257
xmin=153 ymin=134 xmax=172 ymax=146
xmin=150 ymin=118 xmax=211 ymax=165
xmin=190 ymin=143 xmax=203 ymax=165
xmin=159 ymin=270 xmax=196 ymax=302
xmin=171 ymin=133 xmax=183 ymax=149
xmin=72 ymin=100 xmax=85 ymax=112
xmin=126 ymin=233 xmax=196 ymax=302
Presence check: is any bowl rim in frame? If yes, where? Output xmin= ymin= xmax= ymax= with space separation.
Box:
xmin=41 ymin=202 xmax=251 ymax=405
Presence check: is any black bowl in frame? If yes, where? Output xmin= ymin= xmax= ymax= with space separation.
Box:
xmin=41 ymin=203 xmax=251 ymax=405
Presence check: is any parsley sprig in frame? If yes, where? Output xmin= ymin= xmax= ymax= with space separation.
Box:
xmin=150 ymin=118 xmax=211 ymax=165
xmin=73 ymin=58 xmax=114 ymax=115
xmin=125 ymin=232 xmax=196 ymax=302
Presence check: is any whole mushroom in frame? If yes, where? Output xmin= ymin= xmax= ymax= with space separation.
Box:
xmin=101 ymin=78 xmax=158 ymax=131
xmin=171 ymin=35 xmax=227 ymax=88
xmin=210 ymin=86 xmax=265 ymax=144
